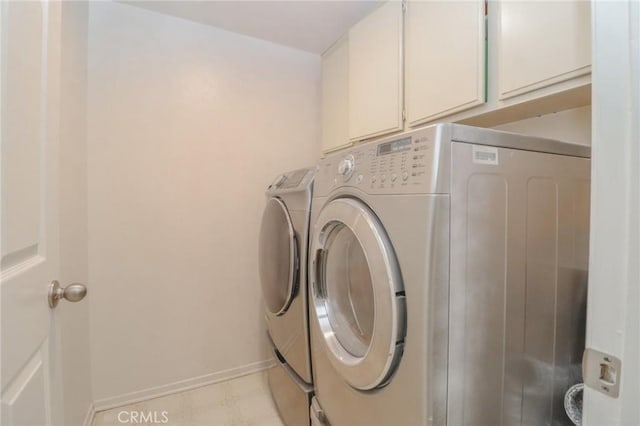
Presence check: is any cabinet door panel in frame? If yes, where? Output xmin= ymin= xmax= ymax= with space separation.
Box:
xmin=348 ymin=1 xmax=403 ymax=141
xmin=322 ymin=37 xmax=350 ymax=153
xmin=498 ymin=1 xmax=591 ymax=99
xmin=405 ymin=0 xmax=485 ymax=126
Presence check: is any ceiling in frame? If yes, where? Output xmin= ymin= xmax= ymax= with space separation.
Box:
xmin=121 ymin=1 xmax=382 ymax=54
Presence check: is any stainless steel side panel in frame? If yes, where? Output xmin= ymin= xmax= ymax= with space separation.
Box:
xmin=448 ymin=142 xmax=590 ymax=426
xmin=267 ymin=346 xmax=313 ymax=426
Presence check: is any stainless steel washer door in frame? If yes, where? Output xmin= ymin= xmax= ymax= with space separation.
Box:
xmin=310 ymin=197 xmax=406 ymax=390
xmin=259 ymin=197 xmax=299 ymax=316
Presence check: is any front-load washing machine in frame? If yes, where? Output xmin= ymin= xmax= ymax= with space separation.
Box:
xmin=308 ymin=124 xmax=591 ymax=426
xmin=259 ymin=167 xmax=315 ymax=426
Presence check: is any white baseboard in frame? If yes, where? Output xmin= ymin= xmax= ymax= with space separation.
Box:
xmin=93 ymin=359 xmax=272 ymax=412
xmin=82 ymin=402 xmax=96 ymax=426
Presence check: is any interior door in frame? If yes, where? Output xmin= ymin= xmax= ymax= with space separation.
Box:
xmin=1 ymin=2 xmax=65 ymax=424
xmin=310 ymin=198 xmax=405 ymax=391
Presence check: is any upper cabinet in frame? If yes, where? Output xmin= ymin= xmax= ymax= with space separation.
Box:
xmin=321 ymin=36 xmax=350 ymax=153
xmin=497 ymin=0 xmax=591 ymax=100
xmin=320 ymin=0 xmax=591 ymax=154
xmin=405 ymin=0 xmax=486 ymax=127
xmin=348 ymin=1 xmax=403 ymax=142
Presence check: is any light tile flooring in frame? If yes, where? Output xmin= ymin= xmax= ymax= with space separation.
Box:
xmin=92 ymin=372 xmax=284 ymax=426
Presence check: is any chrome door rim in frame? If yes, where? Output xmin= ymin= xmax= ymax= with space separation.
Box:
xmin=310 ymin=197 xmax=405 ymax=390
xmin=259 ymin=197 xmax=298 ymax=316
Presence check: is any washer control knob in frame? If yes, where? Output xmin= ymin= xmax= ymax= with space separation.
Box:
xmin=381 ymin=174 xmax=386 ymax=183
xmin=337 ymin=155 xmax=355 ymax=180
xmin=402 ymin=171 xmax=409 ymax=181
xmin=391 ymin=173 xmax=397 ymax=182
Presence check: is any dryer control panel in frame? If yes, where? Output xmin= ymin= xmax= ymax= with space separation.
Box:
xmin=316 ymin=125 xmax=444 ymax=196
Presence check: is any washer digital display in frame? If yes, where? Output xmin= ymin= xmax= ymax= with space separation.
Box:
xmin=377 ymin=137 xmax=412 ymax=156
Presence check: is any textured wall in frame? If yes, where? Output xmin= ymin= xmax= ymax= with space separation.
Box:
xmin=87 ymin=1 xmax=320 ymax=403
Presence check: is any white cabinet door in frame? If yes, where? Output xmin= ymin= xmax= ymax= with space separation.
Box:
xmin=1 ymin=2 xmax=66 ymax=425
xmin=498 ymin=0 xmax=591 ymax=100
xmin=348 ymin=1 xmax=403 ymax=141
xmin=321 ymin=36 xmax=350 ymax=153
xmin=405 ymin=0 xmax=485 ymax=126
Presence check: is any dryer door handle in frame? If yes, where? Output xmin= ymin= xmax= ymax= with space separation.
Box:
xmin=313 ymin=248 xmax=324 ymax=298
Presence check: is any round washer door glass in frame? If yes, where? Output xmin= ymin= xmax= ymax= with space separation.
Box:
xmin=323 ymin=224 xmax=375 ymax=357
xmin=259 ymin=197 xmax=298 ymax=315
xmin=311 ymin=198 xmax=405 ymax=390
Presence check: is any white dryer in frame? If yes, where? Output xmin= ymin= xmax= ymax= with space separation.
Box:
xmin=259 ymin=167 xmax=314 ymax=426
xmin=308 ymin=124 xmax=591 ymax=426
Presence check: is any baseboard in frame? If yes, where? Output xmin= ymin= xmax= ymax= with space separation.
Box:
xmin=82 ymin=402 xmax=96 ymax=426
xmin=93 ymin=359 xmax=272 ymax=412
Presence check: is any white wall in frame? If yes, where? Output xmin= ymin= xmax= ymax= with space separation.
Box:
xmin=87 ymin=2 xmax=320 ymax=405
xmin=59 ymin=2 xmax=93 ymax=424
xmin=493 ymin=105 xmax=591 ymax=145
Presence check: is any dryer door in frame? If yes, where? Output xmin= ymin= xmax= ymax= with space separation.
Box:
xmin=310 ymin=198 xmax=406 ymax=390
xmin=259 ymin=197 xmax=299 ymax=316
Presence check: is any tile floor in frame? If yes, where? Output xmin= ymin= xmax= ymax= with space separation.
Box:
xmin=92 ymin=371 xmax=284 ymax=426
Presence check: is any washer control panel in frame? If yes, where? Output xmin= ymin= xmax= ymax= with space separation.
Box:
xmin=269 ymin=168 xmax=314 ymax=190
xmin=318 ymin=127 xmax=441 ymax=195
